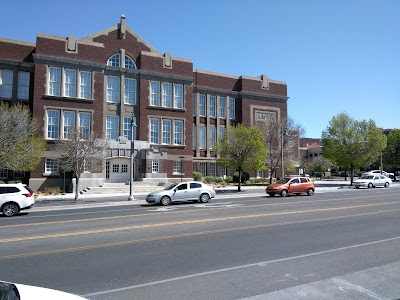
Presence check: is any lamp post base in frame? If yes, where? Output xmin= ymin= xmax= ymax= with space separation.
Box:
xmin=128 ymin=195 xmax=135 ymax=201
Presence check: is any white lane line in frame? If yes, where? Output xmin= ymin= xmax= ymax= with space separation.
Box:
xmin=83 ymin=235 xmax=400 ymax=298
xmin=332 ymin=278 xmax=389 ymax=300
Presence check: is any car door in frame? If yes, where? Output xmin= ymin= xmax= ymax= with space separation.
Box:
xmin=288 ymin=178 xmax=301 ymax=193
xmin=373 ymin=175 xmax=382 ymax=187
xmin=172 ymin=183 xmax=189 ymax=201
xmin=188 ymin=182 xmax=202 ymax=200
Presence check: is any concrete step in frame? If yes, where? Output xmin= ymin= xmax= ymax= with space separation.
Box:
xmin=84 ymin=181 xmax=166 ymax=195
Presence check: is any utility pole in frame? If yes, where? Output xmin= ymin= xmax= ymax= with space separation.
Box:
xmin=128 ymin=111 xmax=136 ymax=201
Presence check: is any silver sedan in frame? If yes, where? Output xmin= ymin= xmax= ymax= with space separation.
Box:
xmin=146 ymin=181 xmax=216 ymax=206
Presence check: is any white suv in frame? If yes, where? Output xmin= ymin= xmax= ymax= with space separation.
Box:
xmin=0 ymin=184 xmax=35 ymax=217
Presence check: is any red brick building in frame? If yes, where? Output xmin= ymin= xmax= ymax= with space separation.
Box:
xmin=0 ymin=16 xmax=288 ymax=191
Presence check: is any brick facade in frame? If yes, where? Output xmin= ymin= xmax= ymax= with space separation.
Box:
xmin=0 ymin=16 xmax=288 ymax=191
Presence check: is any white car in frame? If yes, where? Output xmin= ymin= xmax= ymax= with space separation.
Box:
xmin=0 ymin=183 xmax=35 ymax=217
xmin=354 ymin=174 xmax=392 ymax=189
xmin=0 ymin=280 xmax=88 ymax=299
xmin=146 ymin=181 xmax=216 ymax=205
xmin=363 ymin=170 xmax=395 ymax=180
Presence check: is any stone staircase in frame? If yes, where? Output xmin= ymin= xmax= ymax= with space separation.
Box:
xmin=83 ymin=181 xmax=167 ymax=195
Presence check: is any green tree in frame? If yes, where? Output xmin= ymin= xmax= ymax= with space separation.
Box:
xmin=215 ymin=124 xmax=267 ymax=192
xmin=322 ymin=113 xmax=387 ymax=185
xmin=0 ymin=102 xmax=46 ymax=173
xmin=382 ymin=129 xmax=400 ymax=173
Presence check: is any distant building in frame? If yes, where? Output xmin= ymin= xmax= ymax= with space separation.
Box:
xmin=0 ymin=16 xmax=288 ymax=191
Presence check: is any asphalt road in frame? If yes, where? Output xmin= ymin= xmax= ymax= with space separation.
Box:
xmin=1 ymin=187 xmax=400 ymax=299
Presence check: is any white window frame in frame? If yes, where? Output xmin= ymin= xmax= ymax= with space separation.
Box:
xmin=162 ymin=82 xmax=172 ymax=107
xmin=79 ymin=112 xmax=91 ymax=140
xmin=174 ymin=84 xmax=183 ymax=109
xmin=152 ymin=159 xmax=160 ymax=173
xmin=199 ymin=127 xmax=206 ymax=149
xmin=150 ymin=118 xmax=160 ymax=144
xmin=64 ymin=69 xmax=77 ymax=97
xmin=106 ymin=115 xmax=119 ymax=140
xmin=124 ymin=78 xmax=136 ymax=105
xmin=0 ymin=69 xmax=13 ymax=98
xmin=229 ymin=97 xmax=235 ymax=119
xmin=48 ymin=67 xmax=61 ymax=96
xmin=210 ymin=95 xmax=216 ymax=118
xmin=150 ymin=81 xmax=160 ymax=106
xmin=199 ymin=94 xmax=206 ymax=117
xmin=79 ymin=71 xmax=92 ymax=99
xmin=17 ymin=71 xmax=30 ymax=100
xmin=162 ymin=119 xmax=171 ymax=144
xmin=45 ymin=158 xmax=59 ymax=173
xmin=219 ymin=96 xmax=226 ymax=118
xmin=124 ymin=117 xmax=136 ymax=140
xmin=174 ymin=120 xmax=184 ymax=145
xmin=107 ymin=76 xmax=120 ymax=103
xmin=173 ymin=161 xmax=183 ymax=173
xmin=63 ymin=111 xmax=76 ymax=139
xmin=47 ymin=109 xmax=60 ymax=139
xmin=209 ymin=127 xmax=216 ymax=149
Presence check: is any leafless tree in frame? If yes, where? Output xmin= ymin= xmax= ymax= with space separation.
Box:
xmin=256 ymin=115 xmax=305 ymax=183
xmin=55 ymin=129 xmax=108 ymax=200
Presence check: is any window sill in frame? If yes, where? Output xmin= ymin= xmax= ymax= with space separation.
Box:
xmin=42 ymin=172 xmax=60 ymax=177
xmin=147 ymin=105 xmax=185 ymax=112
xmin=44 ymin=95 xmax=94 ymax=102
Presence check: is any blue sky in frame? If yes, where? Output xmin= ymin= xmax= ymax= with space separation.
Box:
xmin=2 ymin=0 xmax=399 ymax=138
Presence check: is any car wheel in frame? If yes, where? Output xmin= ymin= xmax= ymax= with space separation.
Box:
xmin=307 ymin=188 xmax=314 ymax=196
xmin=160 ymin=196 xmax=171 ymax=206
xmin=368 ymin=183 xmax=373 ymax=188
xmin=280 ymin=190 xmax=288 ymax=197
xmin=355 ymin=187 xmax=359 ymax=189
xmin=267 ymin=193 xmax=275 ymax=197
xmin=200 ymin=193 xmax=209 ymax=203
xmin=385 ymin=182 xmax=390 ymax=187
xmin=2 ymin=202 xmax=20 ymax=217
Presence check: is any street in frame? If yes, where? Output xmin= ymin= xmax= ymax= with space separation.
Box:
xmin=1 ymin=187 xmax=400 ymax=299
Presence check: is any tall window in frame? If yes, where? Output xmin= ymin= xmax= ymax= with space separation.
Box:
xmin=0 ymin=69 xmax=13 ymax=98
xmin=199 ymin=94 xmax=206 ymax=116
xmin=152 ymin=159 xmax=159 ymax=173
xmin=174 ymin=84 xmax=183 ymax=108
xmin=219 ymin=96 xmax=226 ymax=118
xmin=174 ymin=120 xmax=184 ymax=145
xmin=209 ymin=127 xmax=216 ymax=149
xmin=192 ymin=94 xmax=196 ymax=116
xmin=79 ymin=112 xmax=91 ymax=140
xmin=210 ymin=163 xmax=216 ymax=176
xmin=45 ymin=158 xmax=59 ymax=173
xmin=150 ymin=81 xmax=160 ymax=106
xmin=162 ymin=119 xmax=171 ymax=144
xmin=106 ymin=116 xmax=119 ymax=140
xmin=63 ymin=111 xmax=76 ymax=139
xmin=200 ymin=163 xmax=206 ymax=177
xmin=124 ymin=78 xmax=136 ymax=104
xmin=80 ymin=71 xmax=91 ymax=99
xmin=220 ymin=127 xmax=226 ymax=139
xmin=107 ymin=76 xmax=120 ymax=103
xmin=47 ymin=110 xmax=60 ymax=139
xmin=162 ymin=82 xmax=172 ymax=107
xmin=64 ymin=69 xmax=76 ymax=97
xmin=150 ymin=118 xmax=160 ymax=144
xmin=17 ymin=71 xmax=30 ymax=100
xmin=199 ymin=127 xmax=206 ymax=149
xmin=220 ymin=166 xmax=226 ymax=177
xmin=210 ymin=95 xmax=216 ymax=117
xmin=48 ymin=67 xmax=61 ymax=96
xmin=229 ymin=97 xmax=235 ymax=119
xmin=124 ymin=117 xmax=136 ymax=140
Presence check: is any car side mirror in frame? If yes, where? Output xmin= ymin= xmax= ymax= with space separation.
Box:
xmin=174 ymin=188 xmax=177 ymax=192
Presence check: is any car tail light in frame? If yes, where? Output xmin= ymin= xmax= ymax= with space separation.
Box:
xmin=23 ymin=193 xmax=33 ymax=197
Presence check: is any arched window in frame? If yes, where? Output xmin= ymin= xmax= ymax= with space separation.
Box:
xmin=125 ymin=55 xmax=137 ymax=69
xmin=107 ymin=54 xmax=120 ymax=67
xmin=107 ymin=54 xmax=137 ymax=69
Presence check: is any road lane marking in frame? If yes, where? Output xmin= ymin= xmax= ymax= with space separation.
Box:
xmin=332 ymin=278 xmax=389 ymax=300
xmin=1 ymin=193 xmax=400 ymax=229
xmin=81 ymin=234 xmax=400 ymax=298
xmin=1 ymin=207 xmax=400 ymax=262
xmin=2 ymin=201 xmax=400 ymax=243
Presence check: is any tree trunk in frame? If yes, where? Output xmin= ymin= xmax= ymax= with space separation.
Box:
xmin=344 ymin=167 xmax=347 ymax=181
xmin=74 ymin=174 xmax=80 ymax=201
xmin=350 ymin=165 xmax=354 ymax=186
xmin=238 ymin=167 xmax=242 ymax=192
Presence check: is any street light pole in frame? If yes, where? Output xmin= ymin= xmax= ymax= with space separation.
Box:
xmin=128 ymin=111 xmax=136 ymax=201
xmin=179 ymin=156 xmax=184 ymax=182
xmin=281 ymin=127 xmax=287 ymax=178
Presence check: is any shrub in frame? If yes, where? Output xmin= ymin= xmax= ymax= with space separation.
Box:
xmin=233 ymin=171 xmax=250 ymax=183
xmin=215 ymin=177 xmax=224 ymax=183
xmin=204 ymin=176 xmax=216 ymax=184
xmin=224 ymin=176 xmax=233 ymax=183
xmin=0 ymin=180 xmax=5 ymax=184
xmin=7 ymin=180 xmax=22 ymax=184
xmin=42 ymin=186 xmax=61 ymax=196
xmin=193 ymin=172 xmax=203 ymax=181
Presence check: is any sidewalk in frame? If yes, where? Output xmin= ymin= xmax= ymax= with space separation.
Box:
xmin=32 ymin=180 xmax=357 ymax=212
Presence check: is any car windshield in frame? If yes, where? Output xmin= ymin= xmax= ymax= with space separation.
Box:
xmin=276 ymin=178 xmax=291 ymax=184
xmin=361 ymin=175 xmax=374 ymax=179
xmin=164 ymin=183 xmax=179 ymax=190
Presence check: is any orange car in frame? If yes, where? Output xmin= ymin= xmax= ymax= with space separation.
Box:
xmin=266 ymin=176 xmax=315 ymax=197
